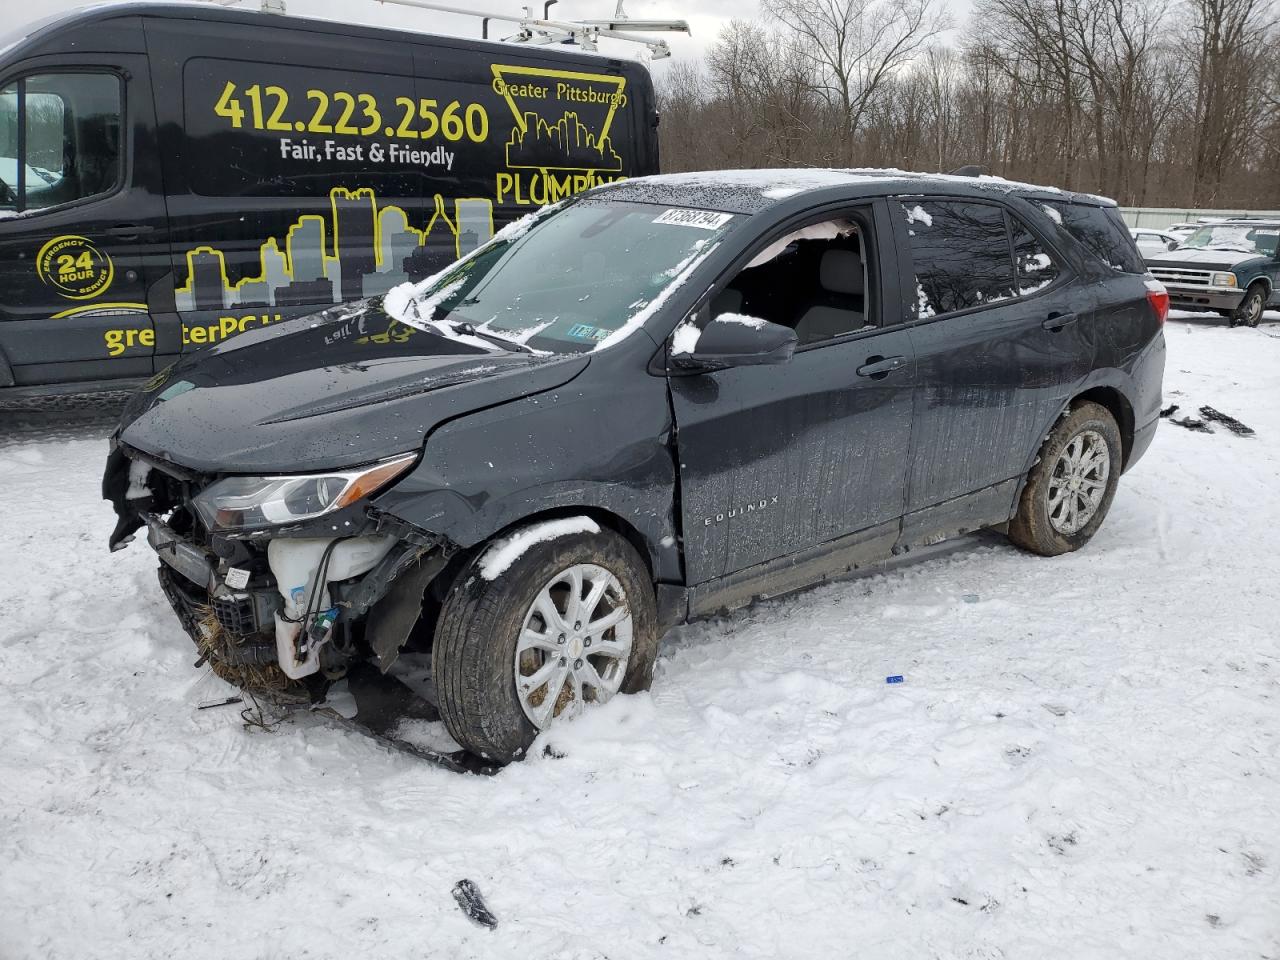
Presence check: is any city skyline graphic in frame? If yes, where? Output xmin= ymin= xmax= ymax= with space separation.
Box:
xmin=506 ymin=111 xmax=623 ymax=172
xmin=491 ymin=63 xmax=628 ymax=173
xmin=174 ymin=188 xmax=495 ymax=313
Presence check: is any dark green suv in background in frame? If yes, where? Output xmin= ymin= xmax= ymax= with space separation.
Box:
xmin=1144 ymin=219 xmax=1280 ymax=326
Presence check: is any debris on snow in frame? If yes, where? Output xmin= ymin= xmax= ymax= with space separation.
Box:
xmin=451 ymin=879 xmax=498 ymax=929
xmin=1160 ymin=404 xmax=1213 ymax=433
xmin=1199 ymin=406 xmax=1256 ymax=437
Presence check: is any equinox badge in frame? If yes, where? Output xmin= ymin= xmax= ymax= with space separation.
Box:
xmin=703 ymin=496 xmax=780 ymax=525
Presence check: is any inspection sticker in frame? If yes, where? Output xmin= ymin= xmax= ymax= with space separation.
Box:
xmin=653 ymin=209 xmax=734 ymax=230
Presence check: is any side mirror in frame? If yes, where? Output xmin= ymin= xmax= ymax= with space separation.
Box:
xmin=670 ymin=313 xmax=798 ymax=371
xmin=1167 ymin=239 xmax=1179 ymax=251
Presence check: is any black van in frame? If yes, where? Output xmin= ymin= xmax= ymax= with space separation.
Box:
xmin=0 ymin=3 xmax=657 ymax=395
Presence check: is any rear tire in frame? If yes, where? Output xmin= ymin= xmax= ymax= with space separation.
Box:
xmin=1231 ymin=283 xmax=1267 ymax=328
xmin=432 ymin=526 xmax=659 ymax=763
xmin=1009 ymin=402 xmax=1122 ymax=557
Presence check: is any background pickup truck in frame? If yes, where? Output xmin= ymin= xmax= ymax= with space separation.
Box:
xmin=1144 ymin=218 xmax=1280 ymax=327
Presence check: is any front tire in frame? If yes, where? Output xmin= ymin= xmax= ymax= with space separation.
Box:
xmin=1231 ymin=283 xmax=1267 ymax=328
xmin=432 ymin=525 xmax=660 ymax=763
xmin=1009 ymin=402 xmax=1122 ymax=556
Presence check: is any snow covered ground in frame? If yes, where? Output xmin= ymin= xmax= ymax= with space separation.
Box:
xmin=2 ymin=313 xmax=1278 ymax=960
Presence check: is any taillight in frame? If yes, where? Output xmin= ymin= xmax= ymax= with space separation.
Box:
xmin=1144 ymin=278 xmax=1169 ymax=325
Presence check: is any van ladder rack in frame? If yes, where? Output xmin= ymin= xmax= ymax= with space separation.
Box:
xmin=213 ymin=0 xmax=688 ymax=57
xmin=375 ymin=0 xmax=689 ymax=58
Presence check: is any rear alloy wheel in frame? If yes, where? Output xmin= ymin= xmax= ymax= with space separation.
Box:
xmin=1231 ymin=283 xmax=1267 ymax=328
xmin=432 ymin=527 xmax=659 ymax=763
xmin=1009 ymin=402 xmax=1122 ymax=556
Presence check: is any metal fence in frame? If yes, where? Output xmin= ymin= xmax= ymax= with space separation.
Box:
xmin=1118 ymin=207 xmax=1280 ymax=229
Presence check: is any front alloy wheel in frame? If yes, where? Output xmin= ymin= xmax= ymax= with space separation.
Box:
xmin=432 ymin=526 xmax=660 ymax=763
xmin=514 ymin=564 xmax=634 ymax=729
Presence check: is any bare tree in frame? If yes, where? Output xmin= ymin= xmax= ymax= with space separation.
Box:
xmin=770 ymin=0 xmax=950 ymax=164
xmin=654 ymin=1 xmax=1280 ymax=208
xmin=1185 ymin=0 xmax=1277 ymax=203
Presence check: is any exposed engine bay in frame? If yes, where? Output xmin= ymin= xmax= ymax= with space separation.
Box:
xmin=103 ymin=441 xmax=456 ymax=704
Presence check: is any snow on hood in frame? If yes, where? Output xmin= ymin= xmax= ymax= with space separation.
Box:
xmin=1146 ymin=247 xmax=1260 ymax=267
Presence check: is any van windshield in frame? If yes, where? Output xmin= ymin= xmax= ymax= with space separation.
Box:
xmin=386 ymin=199 xmax=738 ymax=353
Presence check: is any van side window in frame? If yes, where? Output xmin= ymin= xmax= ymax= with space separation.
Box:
xmin=901 ymin=200 xmax=1014 ymax=318
xmin=0 ymin=73 xmax=122 ymax=212
xmin=1009 ymin=213 xmax=1061 ymax=294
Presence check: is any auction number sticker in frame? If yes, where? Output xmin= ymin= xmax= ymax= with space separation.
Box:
xmin=36 ymin=235 xmax=114 ymax=300
xmin=653 ymin=209 xmax=734 ymax=230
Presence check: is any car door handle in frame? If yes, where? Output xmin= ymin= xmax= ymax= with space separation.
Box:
xmin=856 ymin=355 xmax=908 ymax=379
xmin=105 ymin=224 xmax=155 ymax=238
xmin=1041 ymin=311 xmax=1077 ymax=332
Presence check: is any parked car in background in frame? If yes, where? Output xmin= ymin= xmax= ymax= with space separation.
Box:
xmin=1131 ymin=228 xmax=1180 ymax=258
xmin=1145 ymin=219 xmax=1280 ymax=326
xmin=1165 ymin=222 xmax=1201 ymax=242
xmin=104 ymin=169 xmax=1167 ymax=763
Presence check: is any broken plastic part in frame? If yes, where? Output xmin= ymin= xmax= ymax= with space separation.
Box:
xmin=268 ymin=536 xmax=397 ymax=679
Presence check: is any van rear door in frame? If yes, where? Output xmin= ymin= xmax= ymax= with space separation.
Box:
xmin=0 ymin=38 xmax=167 ymax=390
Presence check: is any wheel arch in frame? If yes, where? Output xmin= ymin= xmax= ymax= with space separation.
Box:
xmin=1239 ymin=274 xmax=1272 ymax=300
xmin=1070 ymin=385 xmax=1135 ymax=469
xmin=429 ymin=504 xmax=666 ymax=607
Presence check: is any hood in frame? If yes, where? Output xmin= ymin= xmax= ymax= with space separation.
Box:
xmin=1145 ymin=247 xmax=1262 ymax=270
xmin=117 ymin=303 xmax=589 ymax=474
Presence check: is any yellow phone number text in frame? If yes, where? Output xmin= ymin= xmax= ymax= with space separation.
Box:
xmin=213 ymin=81 xmax=490 ymax=143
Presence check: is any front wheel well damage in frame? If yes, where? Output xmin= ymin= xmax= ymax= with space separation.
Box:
xmin=1071 ymin=386 xmax=1134 ymax=469
xmin=461 ymin=506 xmax=659 ymax=584
xmin=389 ymin=506 xmax=661 ymax=666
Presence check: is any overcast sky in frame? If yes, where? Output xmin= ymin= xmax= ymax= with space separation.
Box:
xmin=17 ymin=0 xmax=970 ymax=66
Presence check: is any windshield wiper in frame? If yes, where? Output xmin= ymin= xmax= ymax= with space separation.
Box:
xmin=449 ymin=321 xmax=534 ymax=353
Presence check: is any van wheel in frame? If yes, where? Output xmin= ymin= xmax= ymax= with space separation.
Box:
xmin=1232 ymin=283 xmax=1267 ymax=328
xmin=1009 ymin=402 xmax=1122 ymax=557
xmin=432 ymin=525 xmax=659 ymax=763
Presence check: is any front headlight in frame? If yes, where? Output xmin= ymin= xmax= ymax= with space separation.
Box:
xmin=1212 ymin=272 xmax=1237 ymax=287
xmin=193 ymin=452 xmax=418 ymax=533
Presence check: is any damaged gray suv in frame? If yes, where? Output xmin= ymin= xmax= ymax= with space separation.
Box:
xmin=105 ymin=170 xmax=1167 ymax=763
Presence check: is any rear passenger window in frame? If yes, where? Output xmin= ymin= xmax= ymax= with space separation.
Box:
xmin=901 ymin=200 xmax=1014 ymax=318
xmin=1042 ymin=201 xmax=1144 ymax=274
xmin=1010 ymin=214 xmax=1061 ymax=294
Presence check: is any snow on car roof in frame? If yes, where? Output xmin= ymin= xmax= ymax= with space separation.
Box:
xmin=598 ymin=168 xmax=1111 ymax=214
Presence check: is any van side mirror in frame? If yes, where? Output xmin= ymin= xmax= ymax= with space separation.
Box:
xmin=1167 ymin=239 xmax=1179 ymax=250
xmin=670 ymin=313 xmax=798 ymax=371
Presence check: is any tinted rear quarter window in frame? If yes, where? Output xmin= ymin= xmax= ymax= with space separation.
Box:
xmin=1043 ymin=201 xmax=1144 ymax=274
